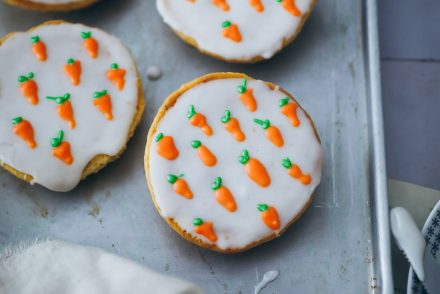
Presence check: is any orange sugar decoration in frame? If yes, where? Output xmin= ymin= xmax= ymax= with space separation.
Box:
xmin=107 ymin=63 xmax=126 ymax=91
xmin=46 ymin=93 xmax=76 ymax=129
xmin=81 ymin=31 xmax=99 ymax=58
xmin=12 ymin=117 xmax=36 ymax=149
xmin=155 ymin=133 xmax=179 ymax=160
xmin=257 ymin=204 xmax=281 ymax=230
xmin=237 ymin=79 xmax=257 ymax=112
xmin=276 ymin=0 xmax=301 ymax=17
xmin=239 ymin=150 xmax=271 ymax=187
xmin=222 ymin=20 xmax=242 ymax=42
xmin=18 ymin=72 xmax=39 ymax=105
xmin=168 ymin=174 xmax=193 ymax=199
xmin=93 ymin=90 xmax=113 ymax=120
xmin=213 ymin=0 xmax=229 ymax=11
xmin=64 ymin=58 xmax=82 ymax=86
xmin=187 ymin=105 xmax=213 ymax=136
xmin=51 ymin=130 xmax=74 ymax=165
xmin=193 ymin=218 xmax=217 ymax=242
xmin=282 ymin=158 xmax=311 ymax=185
xmin=30 ymin=36 xmax=47 ymax=61
xmin=279 ymin=97 xmax=300 ymax=127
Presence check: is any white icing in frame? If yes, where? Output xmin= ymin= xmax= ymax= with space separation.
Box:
xmin=0 ymin=23 xmax=139 ymax=192
xmin=254 ymin=270 xmax=280 ymax=294
xmin=147 ymin=65 xmax=163 ymax=81
xmin=148 ymin=78 xmax=322 ymax=250
xmin=156 ymin=0 xmax=314 ymax=61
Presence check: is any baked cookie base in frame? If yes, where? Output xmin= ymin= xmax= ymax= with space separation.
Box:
xmin=3 ymin=0 xmax=98 ymax=11
xmin=168 ymin=0 xmax=317 ymax=64
xmin=0 ymin=20 xmax=145 ymax=190
xmin=144 ymin=72 xmax=320 ymax=253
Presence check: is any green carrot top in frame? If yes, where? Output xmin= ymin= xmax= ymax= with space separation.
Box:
xmin=51 ymin=130 xmax=64 ymax=148
xmin=221 ymin=110 xmax=231 ymax=123
xmin=253 ymin=118 xmax=271 ymax=129
xmin=18 ymin=72 xmax=34 ymax=83
xmin=237 ymin=78 xmax=247 ymax=94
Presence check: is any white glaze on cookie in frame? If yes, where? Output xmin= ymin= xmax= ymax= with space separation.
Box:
xmin=156 ymin=0 xmax=314 ymax=61
xmin=148 ymin=78 xmax=322 ymax=250
xmin=0 ymin=22 xmax=139 ymax=192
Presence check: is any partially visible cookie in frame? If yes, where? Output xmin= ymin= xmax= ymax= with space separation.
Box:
xmin=3 ymin=0 xmax=98 ymax=11
xmin=145 ymin=72 xmax=323 ymax=253
xmin=0 ymin=20 xmax=145 ymax=192
xmin=156 ymin=0 xmax=316 ymax=63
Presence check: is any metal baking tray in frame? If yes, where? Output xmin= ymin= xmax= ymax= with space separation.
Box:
xmin=0 ymin=0 xmax=393 ymax=292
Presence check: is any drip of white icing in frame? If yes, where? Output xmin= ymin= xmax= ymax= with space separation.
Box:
xmin=156 ymin=0 xmax=315 ymax=61
xmin=0 ymin=23 xmax=139 ymax=192
xmin=254 ymin=270 xmax=280 ymax=294
xmin=147 ymin=65 xmax=162 ymax=81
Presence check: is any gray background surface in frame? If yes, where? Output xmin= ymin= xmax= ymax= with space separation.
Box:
xmin=379 ymin=0 xmax=440 ymax=191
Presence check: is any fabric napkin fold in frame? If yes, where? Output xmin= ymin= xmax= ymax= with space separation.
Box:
xmin=0 ymin=240 xmax=202 ymax=294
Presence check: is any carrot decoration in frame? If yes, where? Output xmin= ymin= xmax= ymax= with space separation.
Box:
xmin=93 ymin=90 xmax=113 ymax=120
xmin=276 ymin=0 xmax=301 ymax=17
xmin=282 ymin=158 xmax=311 ymax=185
xmin=51 ymin=130 xmax=73 ymax=165
xmin=193 ymin=218 xmax=217 ymax=242
xmin=239 ymin=150 xmax=271 ymax=187
xmin=191 ymin=140 xmax=217 ymax=167
xmin=249 ymin=0 xmax=264 ymax=12
xmin=213 ymin=0 xmax=229 ymax=11
xmin=81 ymin=31 xmax=99 ymax=59
xmin=279 ymin=97 xmax=300 ymax=127
xmin=237 ymin=79 xmax=257 ymax=112
xmin=64 ymin=58 xmax=82 ymax=86
xmin=168 ymin=174 xmax=192 ymax=199
xmin=187 ymin=105 xmax=213 ymax=136
xmin=107 ymin=63 xmax=126 ymax=91
xmin=46 ymin=93 xmax=76 ymax=129
xmin=211 ymin=177 xmax=237 ymax=212
xmin=221 ymin=110 xmax=245 ymax=142
xmin=155 ymin=133 xmax=179 ymax=160
xmin=222 ymin=21 xmax=242 ymax=42
xmin=257 ymin=204 xmax=281 ymax=230
xmin=18 ymin=72 xmax=39 ymax=105
xmin=30 ymin=36 xmax=47 ymax=61
xmin=12 ymin=117 xmax=36 ymax=149
xmin=253 ymin=118 xmax=284 ymax=147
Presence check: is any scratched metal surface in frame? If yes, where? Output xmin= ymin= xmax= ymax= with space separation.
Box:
xmin=0 ymin=0 xmax=390 ymax=293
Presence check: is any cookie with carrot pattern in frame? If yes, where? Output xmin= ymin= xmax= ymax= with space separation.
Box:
xmin=156 ymin=0 xmax=316 ymax=63
xmin=3 ymin=0 xmax=98 ymax=11
xmin=145 ymin=72 xmax=322 ymax=253
xmin=0 ymin=21 xmax=145 ymax=192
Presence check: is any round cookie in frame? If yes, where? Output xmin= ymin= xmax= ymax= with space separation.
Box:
xmin=3 ymin=0 xmax=98 ymax=11
xmin=145 ymin=72 xmax=322 ymax=253
xmin=0 ymin=20 xmax=145 ymax=192
xmin=156 ymin=0 xmax=316 ymax=63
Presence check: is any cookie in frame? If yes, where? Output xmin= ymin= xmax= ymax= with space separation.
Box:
xmin=156 ymin=0 xmax=316 ymax=63
xmin=145 ymin=72 xmax=322 ymax=253
xmin=3 ymin=0 xmax=98 ymax=11
xmin=0 ymin=20 xmax=145 ymax=192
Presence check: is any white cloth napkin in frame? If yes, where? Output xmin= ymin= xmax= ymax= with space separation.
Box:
xmin=0 ymin=240 xmax=202 ymax=294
